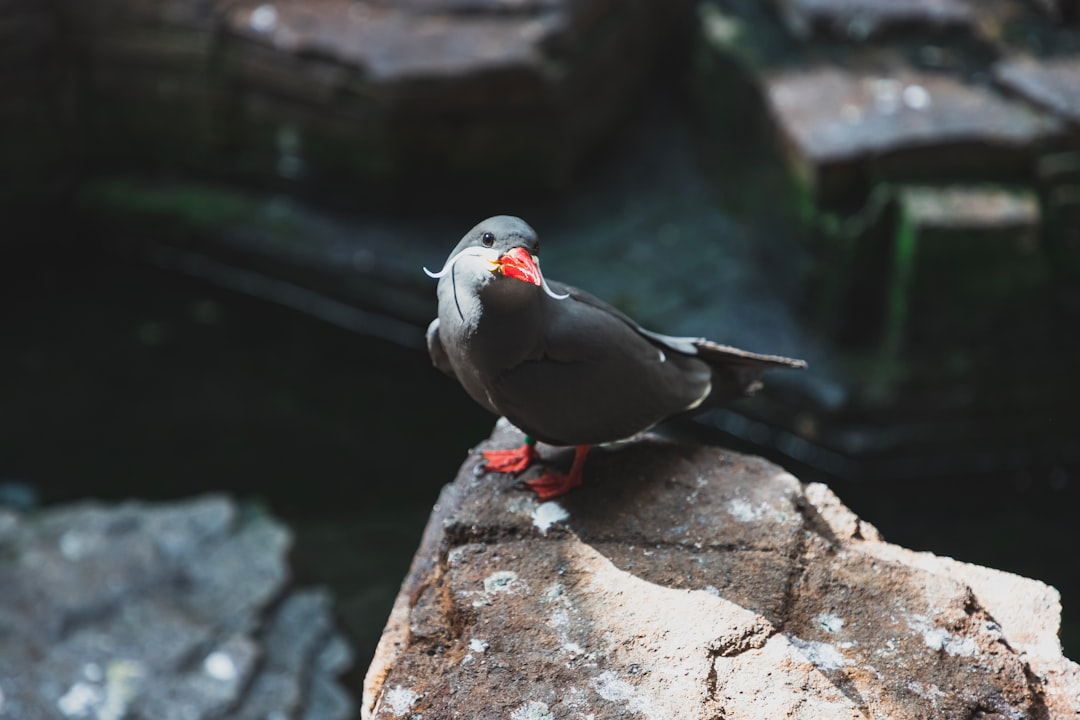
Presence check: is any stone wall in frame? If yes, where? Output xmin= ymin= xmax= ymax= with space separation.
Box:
xmin=694 ymin=0 xmax=1080 ymax=353
xmin=4 ymin=0 xmax=684 ymax=211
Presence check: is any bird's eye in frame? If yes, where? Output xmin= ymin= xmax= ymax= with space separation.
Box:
xmin=481 ymin=232 xmax=495 ymax=247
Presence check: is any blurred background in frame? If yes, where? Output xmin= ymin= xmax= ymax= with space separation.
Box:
xmin=3 ymin=0 xmax=1080 ymax=709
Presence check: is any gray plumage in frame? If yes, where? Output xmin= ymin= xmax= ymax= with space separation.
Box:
xmin=426 ymin=216 xmax=806 ymax=447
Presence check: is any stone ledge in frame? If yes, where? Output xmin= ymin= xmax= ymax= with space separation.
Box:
xmin=764 ymin=65 xmax=1064 ymax=201
xmin=364 ymin=420 xmax=1079 ymax=719
xmin=994 ymin=55 xmax=1080 ymax=126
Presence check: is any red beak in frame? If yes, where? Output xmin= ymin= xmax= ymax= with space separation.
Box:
xmin=497 ymin=247 xmax=542 ymax=286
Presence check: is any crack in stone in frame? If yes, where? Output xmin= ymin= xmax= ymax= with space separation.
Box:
xmin=959 ymin=594 xmax=1054 ymax=720
xmin=775 ymin=489 xmax=817 ymax=635
xmin=1019 ymin=660 xmax=1053 ymax=720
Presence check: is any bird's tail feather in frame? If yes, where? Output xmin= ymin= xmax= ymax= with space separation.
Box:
xmin=693 ymin=339 xmax=807 ymax=371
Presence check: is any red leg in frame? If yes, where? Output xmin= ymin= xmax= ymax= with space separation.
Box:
xmin=482 ymin=442 xmax=538 ymax=474
xmin=524 ymin=445 xmax=591 ymax=501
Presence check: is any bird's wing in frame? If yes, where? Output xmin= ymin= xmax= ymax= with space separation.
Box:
xmin=547 ymin=281 xmax=806 ymax=369
xmin=490 ymin=282 xmax=712 ymax=444
xmin=538 ymin=281 xmax=688 ymax=370
xmin=426 ymin=319 xmax=457 ymax=379
xmin=546 ymin=281 xmax=648 ymax=337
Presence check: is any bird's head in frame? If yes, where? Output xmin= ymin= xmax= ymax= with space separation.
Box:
xmin=425 ymin=216 xmax=567 ymax=300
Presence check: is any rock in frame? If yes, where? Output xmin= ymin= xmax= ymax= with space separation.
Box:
xmin=1029 ymin=0 xmax=1080 ymax=24
xmin=0 ymin=496 xmax=353 ymax=720
xmin=695 ymin=0 xmax=1076 ymax=209
xmin=772 ymin=0 xmax=977 ymax=41
xmin=764 ymin=65 xmax=1063 ymax=202
xmin=897 ymin=184 xmax=1042 ymax=232
xmin=215 ymin=0 xmax=665 ymax=194
xmin=994 ymin=55 xmax=1080 ymax=126
xmin=693 ymin=0 xmax=1080 ymax=376
xmin=363 ymin=420 xmax=1080 ymax=719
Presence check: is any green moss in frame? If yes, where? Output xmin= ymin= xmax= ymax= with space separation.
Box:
xmin=79 ymin=177 xmax=256 ymax=230
xmin=882 ymin=206 xmax=917 ymax=358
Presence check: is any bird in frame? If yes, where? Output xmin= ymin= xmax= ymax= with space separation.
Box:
xmin=424 ymin=216 xmax=806 ymax=500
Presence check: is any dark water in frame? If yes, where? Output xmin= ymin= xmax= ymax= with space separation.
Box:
xmin=2 ymin=234 xmax=1077 ymax=690
xmin=0 ymin=237 xmax=493 ymax=676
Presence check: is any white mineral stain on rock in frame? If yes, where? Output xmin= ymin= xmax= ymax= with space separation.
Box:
xmin=950 ymin=637 xmax=978 ymax=656
xmin=725 ymin=498 xmax=766 ymax=522
xmin=772 ymin=471 xmax=799 ymax=485
xmin=503 ymin=496 xmax=534 ymax=517
xmin=59 ymin=530 xmax=93 ymax=560
xmin=483 ymin=570 xmax=520 ymax=595
xmin=591 ymin=670 xmax=657 ymax=719
xmin=99 ymin=661 xmax=144 ymax=720
xmin=817 ymin=613 xmax=844 ymax=633
xmin=468 ymin=638 xmax=489 ymax=653
xmin=203 ymin=651 xmax=238 ymax=681
xmin=58 ymin=681 xmax=102 ymax=717
xmin=684 ymin=476 xmax=708 ymax=503
xmin=58 ymin=660 xmax=144 ymax=720
xmin=788 ymin=636 xmax=851 ymax=671
xmin=903 ymin=84 xmax=931 ymax=110
xmin=541 ymin=582 xmax=564 ymax=602
xmin=926 ymin=629 xmax=977 ymax=657
xmin=907 ymin=679 xmax=945 ymax=704
xmin=384 ymin=685 xmax=419 ymax=716
xmin=545 ymin=594 xmax=591 ymax=663
xmin=250 ymin=4 xmax=278 ymax=32
xmin=869 ymin=78 xmax=903 ymax=115
xmin=532 ymin=502 xmax=569 ymax=534
xmin=907 ymin=615 xmax=979 ymax=656
xmin=510 ymin=700 xmax=554 ymax=720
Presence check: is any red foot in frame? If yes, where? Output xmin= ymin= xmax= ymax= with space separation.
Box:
xmin=482 ymin=443 xmax=538 ymax=474
xmin=523 ymin=445 xmax=591 ymax=501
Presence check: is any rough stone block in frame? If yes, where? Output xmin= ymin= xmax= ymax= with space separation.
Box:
xmin=364 ymin=421 xmax=1079 ymax=719
xmin=211 ymin=0 xmax=661 ymax=191
xmin=765 ymin=66 xmax=1063 ymax=202
xmin=772 ymin=0 xmax=977 ymax=41
xmin=994 ymin=55 xmax=1080 ymax=126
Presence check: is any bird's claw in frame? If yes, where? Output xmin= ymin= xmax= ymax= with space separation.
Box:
xmin=481 ymin=443 xmax=538 ymax=474
xmin=523 ymin=470 xmax=583 ymax=501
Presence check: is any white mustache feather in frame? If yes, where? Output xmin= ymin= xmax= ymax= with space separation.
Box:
xmin=424 ymin=247 xmax=568 ymax=300
xmin=423 ymin=246 xmax=492 ymax=279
